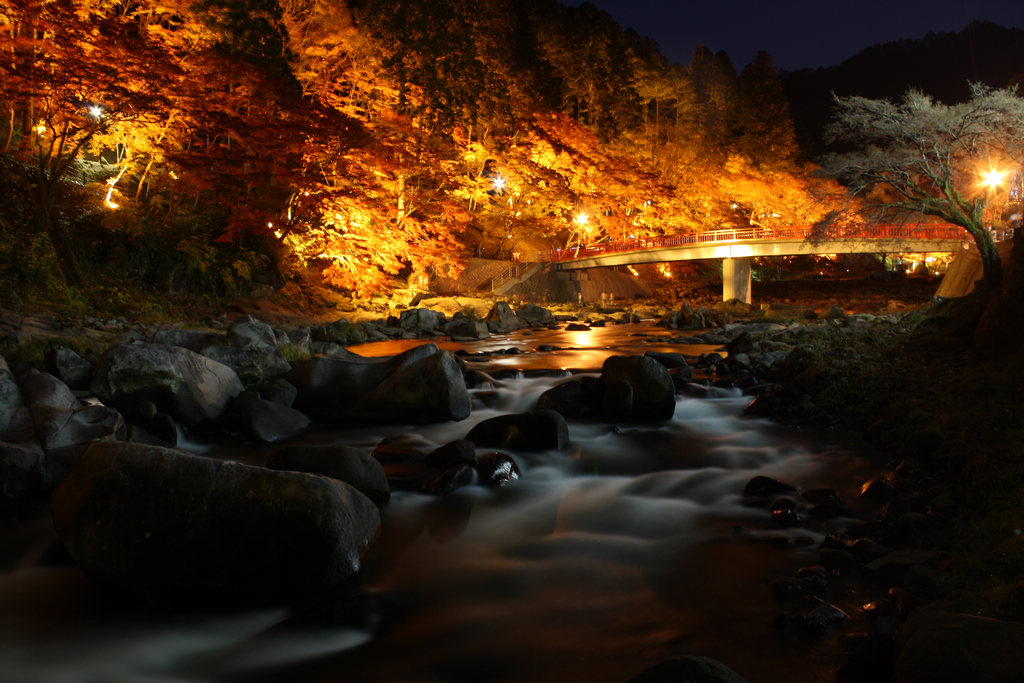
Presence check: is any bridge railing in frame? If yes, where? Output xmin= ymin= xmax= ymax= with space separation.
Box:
xmin=544 ymin=223 xmax=966 ymax=262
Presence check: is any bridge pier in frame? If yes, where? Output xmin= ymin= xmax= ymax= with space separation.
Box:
xmin=722 ymin=257 xmax=752 ymax=304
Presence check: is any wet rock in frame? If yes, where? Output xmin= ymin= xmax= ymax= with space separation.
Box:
xmin=24 ymin=371 xmax=125 ymax=454
xmin=422 ymin=464 xmax=475 ymax=496
xmin=627 ymin=654 xmax=749 ymax=683
xmin=537 ymin=378 xmax=593 ymax=418
xmin=742 ymin=475 xmax=797 ymax=499
xmin=484 ymin=302 xmax=524 ymax=332
xmin=0 ymin=357 xmax=33 ymax=443
xmin=0 ymin=441 xmax=45 ymax=510
xmin=227 ymin=393 xmax=311 ymax=443
xmin=399 ymin=308 xmax=445 ymax=335
xmin=804 ymin=597 xmax=849 ymax=633
xmin=360 ymin=347 xmax=471 ymax=423
xmin=446 ymin=320 xmax=490 ymax=341
xmin=227 ymin=314 xmax=278 ymax=348
xmin=894 ymin=611 xmax=1024 ymax=683
xmin=602 ymin=379 xmax=634 ymax=421
xmin=770 ymin=506 xmax=801 ymax=528
xmin=51 ymin=441 xmax=380 ymax=603
xmin=515 ymin=303 xmax=554 ymax=326
xmin=267 ymin=444 xmax=389 ymax=505
xmin=200 ymin=342 xmax=292 ymax=387
xmin=860 ymin=475 xmax=901 ymax=501
xmin=802 ymin=488 xmax=844 ymax=519
xmin=425 ymin=440 xmax=478 ymax=470
xmin=254 ymin=377 xmax=299 ymax=408
xmin=643 ymin=350 xmax=690 ymax=369
xmin=289 ymin=344 xmax=470 ymax=424
xmin=91 ymin=342 xmax=243 ymax=427
xmin=565 ymin=322 xmax=590 ymax=331
xmin=476 ymin=451 xmax=521 ymax=487
xmin=600 ymin=355 xmax=675 ymax=421
xmin=44 ymin=345 xmax=93 ymax=391
xmin=466 ymin=409 xmax=569 ymax=452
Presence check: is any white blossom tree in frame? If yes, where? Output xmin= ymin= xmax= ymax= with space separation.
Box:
xmin=822 ymin=84 xmax=1024 ymax=288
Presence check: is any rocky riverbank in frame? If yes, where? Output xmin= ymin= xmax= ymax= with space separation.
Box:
xmin=1 ymin=273 xmax=1021 ymax=682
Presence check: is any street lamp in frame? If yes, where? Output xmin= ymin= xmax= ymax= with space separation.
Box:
xmin=982 ymin=168 xmax=1006 ymax=189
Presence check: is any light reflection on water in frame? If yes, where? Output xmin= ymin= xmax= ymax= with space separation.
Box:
xmin=0 ymin=322 xmax=874 ymax=683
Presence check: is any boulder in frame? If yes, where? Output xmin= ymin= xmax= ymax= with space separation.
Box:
xmin=516 ymin=303 xmax=554 ymax=326
xmin=228 ymin=393 xmax=311 ymax=443
xmin=466 ymin=409 xmax=569 ymax=452
xmin=24 ymin=371 xmax=125 ymax=454
xmin=894 ymin=611 xmax=1024 ymax=683
xmin=476 ymin=451 xmax=521 ymax=487
xmin=44 ymin=345 xmax=93 ymax=390
xmin=425 ymin=440 xmax=478 ymax=470
xmin=484 ymin=302 xmax=523 ymax=332
xmin=0 ymin=361 xmax=33 ymax=444
xmin=537 ymin=378 xmax=600 ymax=418
xmin=0 ymin=440 xmax=45 ymax=509
xmin=446 ymin=320 xmax=490 ymax=341
xmin=227 ymin=314 xmax=278 ymax=348
xmin=200 ymin=342 xmax=292 ymax=387
xmin=51 ymin=441 xmax=380 ymax=602
xmin=399 ymin=308 xmax=445 ymax=335
xmin=288 ymin=345 xmax=439 ymax=420
xmin=267 ymin=444 xmax=390 ymax=505
xmin=90 ymin=342 xmax=243 ymax=427
xmin=600 ymin=355 xmax=675 ymax=421
xmin=359 ymin=348 xmax=471 ymax=423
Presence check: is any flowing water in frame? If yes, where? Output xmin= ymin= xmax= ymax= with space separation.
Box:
xmin=0 ymin=322 xmax=881 ymax=683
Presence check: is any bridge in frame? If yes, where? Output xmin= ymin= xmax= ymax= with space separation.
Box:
xmin=542 ymin=224 xmax=967 ymax=303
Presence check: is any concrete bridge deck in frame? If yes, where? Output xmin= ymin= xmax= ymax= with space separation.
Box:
xmin=543 ymin=224 xmax=967 ymax=303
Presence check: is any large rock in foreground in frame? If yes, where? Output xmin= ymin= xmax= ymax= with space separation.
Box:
xmin=894 ymin=611 xmax=1024 ymax=683
xmin=289 ymin=344 xmax=470 ymax=423
xmin=600 ymin=355 xmax=675 ymax=421
xmin=91 ymin=342 xmax=243 ymax=426
xmin=51 ymin=441 xmax=380 ymax=603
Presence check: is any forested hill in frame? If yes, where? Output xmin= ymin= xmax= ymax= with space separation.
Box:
xmin=783 ymin=21 xmax=1024 ymax=159
xmin=0 ymin=0 xmax=840 ymax=301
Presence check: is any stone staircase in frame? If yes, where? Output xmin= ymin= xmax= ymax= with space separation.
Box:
xmin=490 ymin=262 xmax=547 ymax=295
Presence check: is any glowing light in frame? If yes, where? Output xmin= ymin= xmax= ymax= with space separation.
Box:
xmin=267 ymin=221 xmax=274 ymax=229
xmin=87 ymin=105 xmax=103 ymax=119
xmin=33 ymin=122 xmax=46 ymax=136
xmin=169 ymin=171 xmax=178 ymax=180
xmin=982 ymin=169 xmax=1007 ymax=189
xmin=574 ymin=212 xmax=588 ymax=226
xmin=627 ymin=266 xmax=639 ymax=276
xmin=493 ymin=176 xmax=506 ymax=191
xmin=657 ymin=263 xmax=672 ymax=279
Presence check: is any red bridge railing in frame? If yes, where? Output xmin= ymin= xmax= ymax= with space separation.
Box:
xmin=545 ymin=223 xmax=966 ymax=263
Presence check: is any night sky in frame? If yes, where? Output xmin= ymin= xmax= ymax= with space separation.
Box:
xmin=559 ymin=0 xmax=1024 ymax=71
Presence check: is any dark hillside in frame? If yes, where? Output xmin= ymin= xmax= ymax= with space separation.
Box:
xmin=783 ymin=21 xmax=1024 ymax=158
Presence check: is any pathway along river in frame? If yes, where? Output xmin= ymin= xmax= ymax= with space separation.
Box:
xmin=2 ymin=322 xmax=884 ymax=683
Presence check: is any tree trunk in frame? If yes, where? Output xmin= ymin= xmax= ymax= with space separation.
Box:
xmin=971 ymin=227 xmax=1003 ymax=287
xmin=39 ymin=210 xmax=82 ymax=288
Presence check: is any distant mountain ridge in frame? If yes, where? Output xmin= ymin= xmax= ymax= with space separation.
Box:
xmin=782 ymin=21 xmax=1024 ymax=159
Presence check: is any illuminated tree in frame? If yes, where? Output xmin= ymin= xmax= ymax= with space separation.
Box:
xmin=822 ymin=84 xmax=1024 ymax=287
xmin=0 ymin=0 xmax=181 ymax=286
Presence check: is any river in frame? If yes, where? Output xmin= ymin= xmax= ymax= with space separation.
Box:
xmin=0 ymin=321 xmax=881 ymax=683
